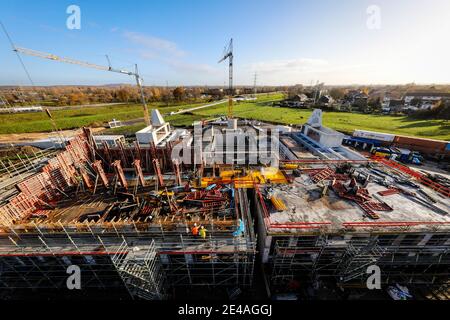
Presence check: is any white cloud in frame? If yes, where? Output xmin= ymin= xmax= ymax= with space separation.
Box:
xmin=249 ymin=58 xmax=329 ymax=73
xmin=122 ymin=31 xmax=218 ymax=77
xmin=243 ymin=58 xmax=374 ymax=85
xmin=123 ymin=31 xmax=186 ymax=58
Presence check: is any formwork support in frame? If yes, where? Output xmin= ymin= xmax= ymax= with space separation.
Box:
xmin=153 ymin=159 xmax=164 ymax=188
xmin=92 ymin=160 xmax=109 ymax=188
xmin=133 ymin=160 xmax=146 ymax=188
xmin=112 ymin=160 xmax=128 ymax=190
xmin=173 ymin=159 xmax=182 ymax=186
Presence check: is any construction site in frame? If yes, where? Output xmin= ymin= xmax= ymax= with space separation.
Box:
xmin=255 ymin=111 xmax=450 ymax=299
xmin=0 ymin=106 xmax=448 ymax=300
xmin=0 ymin=35 xmax=449 ymax=300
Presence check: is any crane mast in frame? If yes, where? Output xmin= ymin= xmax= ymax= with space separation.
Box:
xmin=13 ymin=46 xmax=151 ymax=126
xmin=218 ymin=38 xmax=234 ymax=119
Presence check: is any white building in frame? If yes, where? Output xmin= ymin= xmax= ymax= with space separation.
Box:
xmin=136 ymin=109 xmax=171 ymax=146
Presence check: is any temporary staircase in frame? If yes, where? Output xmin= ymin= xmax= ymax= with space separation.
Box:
xmin=336 ymin=240 xmax=385 ymax=283
xmin=111 ymin=239 xmax=167 ymax=300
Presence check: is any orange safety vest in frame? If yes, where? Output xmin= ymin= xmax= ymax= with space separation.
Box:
xmin=192 ymin=226 xmax=199 ymax=236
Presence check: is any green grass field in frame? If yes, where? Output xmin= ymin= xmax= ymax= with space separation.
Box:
xmin=165 ymin=93 xmax=450 ymax=141
xmin=0 ymin=101 xmax=210 ymax=134
xmin=1 ymin=93 xmax=449 ymax=141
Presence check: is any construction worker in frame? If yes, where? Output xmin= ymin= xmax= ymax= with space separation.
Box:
xmin=191 ymin=223 xmax=199 ymax=237
xmin=233 ymin=219 xmax=245 ymax=237
xmin=199 ymin=226 xmax=207 ymax=240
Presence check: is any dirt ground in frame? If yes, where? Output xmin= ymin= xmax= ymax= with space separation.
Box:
xmin=0 ymin=127 xmax=105 ymax=145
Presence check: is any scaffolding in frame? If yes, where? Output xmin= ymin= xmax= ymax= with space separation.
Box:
xmin=111 ymin=239 xmax=167 ymax=300
xmin=158 ymin=234 xmax=255 ymax=287
xmin=0 ymin=213 xmax=256 ymax=299
xmin=269 ymin=233 xmax=450 ymax=289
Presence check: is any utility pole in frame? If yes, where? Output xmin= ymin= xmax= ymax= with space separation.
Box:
xmin=253 ymin=72 xmax=257 ymax=97
xmin=166 ymin=80 xmax=170 ymax=107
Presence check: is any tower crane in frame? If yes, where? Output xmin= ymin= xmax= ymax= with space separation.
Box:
xmin=218 ymin=38 xmax=234 ymax=119
xmin=13 ymin=46 xmax=151 ymax=126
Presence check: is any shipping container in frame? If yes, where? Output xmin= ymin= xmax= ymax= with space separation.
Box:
xmin=392 ymin=143 xmax=440 ymax=154
xmin=393 ymin=135 xmax=447 ymax=152
xmin=353 ymin=130 xmax=395 ymax=142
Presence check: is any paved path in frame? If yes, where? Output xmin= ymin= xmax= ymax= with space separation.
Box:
xmin=166 ymin=99 xmax=227 ymax=115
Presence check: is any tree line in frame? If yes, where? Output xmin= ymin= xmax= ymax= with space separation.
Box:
xmin=0 ymin=86 xmax=207 ymax=107
xmin=0 ymin=85 xmax=285 ymax=107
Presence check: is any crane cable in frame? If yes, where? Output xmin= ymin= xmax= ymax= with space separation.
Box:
xmin=0 ymin=22 xmax=67 ymax=143
xmin=0 ymin=21 xmax=36 ymax=88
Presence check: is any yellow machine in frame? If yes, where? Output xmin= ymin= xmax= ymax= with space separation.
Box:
xmin=270 ymin=195 xmax=287 ymax=211
xmin=282 ymin=163 xmax=300 ymax=170
xmin=199 ymin=167 xmax=288 ymax=189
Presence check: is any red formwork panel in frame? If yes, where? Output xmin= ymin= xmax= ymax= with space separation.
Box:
xmin=0 ymin=134 xmax=92 ymax=225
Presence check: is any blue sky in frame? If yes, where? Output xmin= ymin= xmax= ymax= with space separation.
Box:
xmin=1 ymin=0 xmax=449 ymax=86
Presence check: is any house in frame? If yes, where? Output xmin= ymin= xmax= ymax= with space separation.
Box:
xmin=344 ymin=90 xmax=369 ymax=109
xmin=317 ymin=95 xmax=334 ymax=107
xmin=233 ymin=95 xmax=256 ymax=102
xmin=290 ymin=94 xmax=309 ymax=102
xmin=202 ymin=88 xmax=225 ymax=99
xmin=381 ymin=98 xmax=405 ymax=113
xmin=403 ymin=92 xmax=450 ymax=110
xmin=279 ymin=94 xmax=310 ymax=108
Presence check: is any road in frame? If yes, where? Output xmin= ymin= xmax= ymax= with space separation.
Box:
xmin=164 ymin=99 xmax=227 ymax=116
xmin=0 ymin=103 xmax=125 ymax=114
xmin=119 ymin=99 xmax=227 ymax=126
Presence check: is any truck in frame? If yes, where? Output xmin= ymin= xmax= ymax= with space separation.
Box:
xmin=371 ymin=147 xmax=423 ymax=165
xmin=395 ymin=148 xmax=423 ymax=165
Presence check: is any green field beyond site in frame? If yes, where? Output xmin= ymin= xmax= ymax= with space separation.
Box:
xmin=1 ymin=93 xmax=449 ymax=141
